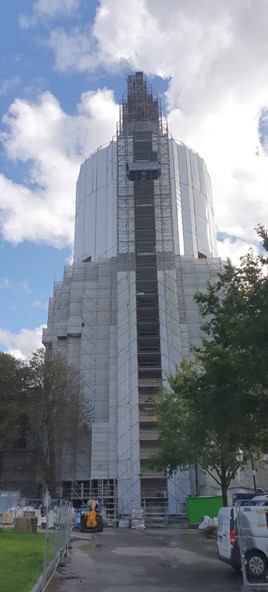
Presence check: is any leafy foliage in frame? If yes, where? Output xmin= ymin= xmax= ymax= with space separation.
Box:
xmin=23 ymin=348 xmax=93 ymax=497
xmin=0 ymin=353 xmax=27 ymax=448
xmin=153 ymin=226 xmax=268 ymax=505
xmin=0 ymin=348 xmax=93 ymax=497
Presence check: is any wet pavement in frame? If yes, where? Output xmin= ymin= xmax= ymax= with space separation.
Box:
xmin=50 ymin=526 xmax=244 ymax=591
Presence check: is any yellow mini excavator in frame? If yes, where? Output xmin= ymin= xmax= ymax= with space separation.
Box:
xmin=80 ymin=499 xmax=104 ymax=532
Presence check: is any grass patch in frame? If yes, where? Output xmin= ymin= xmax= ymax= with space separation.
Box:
xmin=0 ymin=530 xmax=45 ymax=592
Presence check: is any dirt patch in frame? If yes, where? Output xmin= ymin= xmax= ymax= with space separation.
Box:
xmin=45 ymin=577 xmax=62 ymax=592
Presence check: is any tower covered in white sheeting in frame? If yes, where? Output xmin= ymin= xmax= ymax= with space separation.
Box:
xmin=43 ymin=72 xmax=221 ymax=518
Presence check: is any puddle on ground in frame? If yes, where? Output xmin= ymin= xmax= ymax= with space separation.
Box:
xmin=165 ymin=539 xmax=180 ymax=548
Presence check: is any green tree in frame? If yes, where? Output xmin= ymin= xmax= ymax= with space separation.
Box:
xmin=24 ymin=348 xmax=93 ymax=498
xmin=0 ymin=353 xmax=27 ymax=449
xmin=153 ymin=226 xmax=268 ymax=506
xmin=195 ymin=224 xmax=268 ymax=443
xmin=153 ymin=360 xmax=250 ymax=506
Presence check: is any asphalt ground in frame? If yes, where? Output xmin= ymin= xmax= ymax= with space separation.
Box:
xmin=46 ymin=525 xmax=251 ymax=592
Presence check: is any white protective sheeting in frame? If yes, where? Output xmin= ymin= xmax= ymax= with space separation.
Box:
xmin=116 ymin=270 xmax=141 ymax=515
xmin=170 ymin=141 xmax=217 ymax=258
xmin=74 ymin=142 xmax=117 ymax=262
xmin=43 ymin=127 xmax=220 ymax=512
xmin=74 ymin=137 xmax=217 ymax=265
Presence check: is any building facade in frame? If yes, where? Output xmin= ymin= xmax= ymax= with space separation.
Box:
xmin=43 ymin=72 xmax=221 ymax=517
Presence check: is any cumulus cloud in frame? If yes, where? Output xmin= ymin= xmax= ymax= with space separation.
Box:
xmin=20 ymin=0 xmax=80 ymax=28
xmin=217 ymin=237 xmax=259 ymax=265
xmin=47 ymin=26 xmax=98 ymax=72
xmin=0 ymin=89 xmax=118 ymax=246
xmin=40 ymin=0 xmax=268 ymax=258
xmin=0 ymin=325 xmax=44 ymax=360
xmin=94 ymin=1 xmax=268 ymax=245
xmin=2 ymin=0 xmax=268 ymax=261
xmin=259 ymin=109 xmax=268 ymax=154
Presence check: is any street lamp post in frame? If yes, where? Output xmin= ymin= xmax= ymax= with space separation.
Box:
xmin=250 ymin=448 xmax=257 ymax=495
xmin=236 ymin=448 xmax=257 ymax=495
xmin=236 ymin=449 xmax=243 ymax=483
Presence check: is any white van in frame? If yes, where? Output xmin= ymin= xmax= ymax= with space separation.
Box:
xmin=217 ymin=496 xmax=268 ymax=578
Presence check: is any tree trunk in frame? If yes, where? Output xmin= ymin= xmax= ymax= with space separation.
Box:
xmin=221 ymin=470 xmax=229 ymax=506
xmin=46 ymin=479 xmax=58 ymax=500
xmin=37 ymin=444 xmax=58 ymax=499
xmin=47 ymin=434 xmax=58 ymax=499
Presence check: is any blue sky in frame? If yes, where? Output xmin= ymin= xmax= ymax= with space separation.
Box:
xmin=0 ymin=0 xmax=268 ymax=358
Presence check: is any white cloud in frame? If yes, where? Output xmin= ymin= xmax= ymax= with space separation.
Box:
xmin=47 ymin=26 xmax=98 ymax=72
xmin=0 ymin=276 xmax=32 ymax=294
xmin=3 ymin=0 xmax=268 ymax=263
xmin=0 ymin=276 xmax=13 ymax=289
xmin=20 ymin=0 xmax=80 ymax=28
xmin=0 ymin=325 xmax=44 ymax=360
xmin=34 ymin=0 xmax=79 ymax=17
xmin=259 ymin=109 xmax=268 ymax=154
xmin=217 ymin=237 xmax=259 ymax=265
xmin=0 ymin=76 xmax=21 ymax=97
xmin=41 ymin=0 xmax=268 ymax=261
xmin=0 ymin=89 xmax=118 ymax=246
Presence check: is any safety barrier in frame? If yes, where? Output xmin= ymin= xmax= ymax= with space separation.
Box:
xmin=0 ymin=498 xmax=74 ymax=592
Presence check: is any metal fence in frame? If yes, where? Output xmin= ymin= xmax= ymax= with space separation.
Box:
xmin=141 ymin=497 xmax=187 ymax=528
xmin=0 ymin=498 xmax=74 ymax=592
xmin=236 ymin=501 xmax=268 ymax=591
xmin=40 ymin=499 xmax=73 ymax=591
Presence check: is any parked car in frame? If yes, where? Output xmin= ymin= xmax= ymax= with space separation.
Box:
xmin=217 ymin=495 xmax=268 ymax=578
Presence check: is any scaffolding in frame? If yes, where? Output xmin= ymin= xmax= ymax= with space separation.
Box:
xmin=116 ymin=72 xmax=175 ymax=514
xmin=62 ymin=479 xmax=118 ymax=526
xmin=120 ymin=71 xmax=163 ymax=137
xmin=41 ymin=72 xmax=221 ymax=523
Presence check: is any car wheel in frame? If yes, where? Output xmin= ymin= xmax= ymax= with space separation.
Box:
xmin=246 ymin=551 xmax=266 ymax=578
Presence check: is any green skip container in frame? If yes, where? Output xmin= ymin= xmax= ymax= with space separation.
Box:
xmin=186 ymin=495 xmax=223 ymax=525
